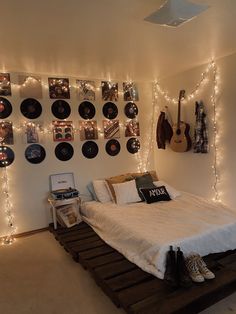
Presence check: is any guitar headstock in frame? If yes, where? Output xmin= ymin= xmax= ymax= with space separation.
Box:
xmin=178 ymin=90 xmax=185 ymax=101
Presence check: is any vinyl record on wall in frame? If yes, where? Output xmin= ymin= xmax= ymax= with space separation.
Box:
xmin=102 ymin=102 xmax=118 ymax=119
xmin=0 ymin=146 xmax=14 ymax=167
xmin=126 ymin=137 xmax=140 ymax=154
xmin=51 ymin=100 xmax=71 ymax=119
xmin=20 ymin=98 xmax=42 ymax=119
xmin=106 ymin=139 xmax=120 ymax=156
xmin=82 ymin=141 xmax=98 ymax=159
xmin=124 ymin=102 xmax=138 ymax=119
xmin=0 ymin=97 xmax=12 ymax=119
xmin=25 ymin=144 xmax=46 ymax=164
xmin=55 ymin=142 xmax=74 ymax=161
xmin=78 ymin=101 xmax=96 ymax=120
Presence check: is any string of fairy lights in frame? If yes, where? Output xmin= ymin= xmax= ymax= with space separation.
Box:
xmin=0 ymin=60 xmax=220 ymax=245
xmin=152 ymin=60 xmax=220 ymax=202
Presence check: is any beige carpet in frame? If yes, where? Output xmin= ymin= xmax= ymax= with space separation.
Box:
xmin=0 ymin=231 xmax=235 ymax=314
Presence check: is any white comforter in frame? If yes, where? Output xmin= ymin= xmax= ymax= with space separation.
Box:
xmin=81 ymin=192 xmax=236 ymax=279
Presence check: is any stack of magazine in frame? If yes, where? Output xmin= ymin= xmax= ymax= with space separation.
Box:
xmin=56 ymin=203 xmax=81 ymax=228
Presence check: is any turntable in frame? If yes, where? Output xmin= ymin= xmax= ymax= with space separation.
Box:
xmin=50 ymin=172 xmax=79 ymax=200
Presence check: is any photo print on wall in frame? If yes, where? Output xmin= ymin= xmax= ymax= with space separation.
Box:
xmin=48 ymin=78 xmax=70 ymax=99
xmin=0 ymin=73 xmax=11 ymax=96
xmin=125 ymin=120 xmax=140 ymax=137
xmin=103 ymin=120 xmax=120 ymax=139
xmin=76 ymin=80 xmax=96 ymax=101
xmin=0 ymin=122 xmax=14 ymax=145
xmin=123 ymin=82 xmax=139 ymax=101
xmin=19 ymin=75 xmax=42 ymax=99
xmin=101 ymin=81 xmax=118 ymax=101
xmin=53 ymin=121 xmax=74 ymax=142
xmin=79 ymin=120 xmax=98 ymax=141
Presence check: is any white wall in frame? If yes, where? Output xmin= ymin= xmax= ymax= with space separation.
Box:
xmin=0 ymin=74 xmax=154 ymax=235
xmin=154 ymin=53 xmax=236 ymax=209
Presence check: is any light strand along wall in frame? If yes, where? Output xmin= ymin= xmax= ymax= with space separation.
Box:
xmin=0 ymin=73 xmax=154 ymax=235
xmin=154 ymin=53 xmax=236 ymax=209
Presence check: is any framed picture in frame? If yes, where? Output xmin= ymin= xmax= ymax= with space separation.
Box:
xmin=53 ymin=121 xmax=74 ymax=142
xmin=25 ymin=122 xmax=42 ymax=143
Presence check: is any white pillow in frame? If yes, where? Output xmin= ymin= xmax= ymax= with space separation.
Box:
xmin=153 ymin=180 xmax=181 ymax=199
xmin=112 ymin=180 xmax=142 ymax=205
xmin=92 ymin=180 xmax=112 ymax=203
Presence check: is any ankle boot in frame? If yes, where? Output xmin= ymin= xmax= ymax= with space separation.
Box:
xmin=164 ymin=245 xmax=178 ymax=287
xmin=176 ymin=247 xmax=192 ymax=288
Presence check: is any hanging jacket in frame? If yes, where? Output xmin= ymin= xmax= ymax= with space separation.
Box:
xmin=193 ymin=101 xmax=208 ymax=153
xmin=156 ymin=111 xmax=173 ymax=149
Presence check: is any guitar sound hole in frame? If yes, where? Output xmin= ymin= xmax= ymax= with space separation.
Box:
xmin=176 ymin=129 xmax=181 ymax=135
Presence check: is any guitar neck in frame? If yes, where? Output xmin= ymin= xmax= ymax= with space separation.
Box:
xmin=177 ymin=100 xmax=181 ymax=128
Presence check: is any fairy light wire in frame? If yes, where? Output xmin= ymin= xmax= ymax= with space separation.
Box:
xmin=153 ymin=60 xmax=220 ymax=202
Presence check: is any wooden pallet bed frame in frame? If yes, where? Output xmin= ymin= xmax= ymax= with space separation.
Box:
xmin=49 ymin=222 xmax=236 ymax=314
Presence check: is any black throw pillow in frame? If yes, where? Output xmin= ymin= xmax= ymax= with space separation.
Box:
xmin=139 ymin=186 xmax=171 ymax=204
xmin=135 ymin=173 xmax=156 ymax=201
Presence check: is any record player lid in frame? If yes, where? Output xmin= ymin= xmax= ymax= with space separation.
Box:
xmin=50 ymin=172 xmax=75 ymax=191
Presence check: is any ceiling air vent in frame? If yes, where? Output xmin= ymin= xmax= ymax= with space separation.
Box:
xmin=144 ymin=0 xmax=209 ymax=27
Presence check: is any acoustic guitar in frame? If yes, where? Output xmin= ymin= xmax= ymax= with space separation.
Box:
xmin=170 ymin=90 xmax=192 ymax=152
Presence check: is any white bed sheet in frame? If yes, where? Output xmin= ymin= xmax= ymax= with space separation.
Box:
xmin=81 ymin=192 xmax=236 ymax=279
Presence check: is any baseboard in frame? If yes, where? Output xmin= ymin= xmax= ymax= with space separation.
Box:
xmin=1 ymin=227 xmax=49 ymax=242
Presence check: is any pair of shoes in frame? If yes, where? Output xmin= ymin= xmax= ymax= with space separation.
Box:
xmin=185 ymin=253 xmax=215 ymax=283
xmin=164 ymin=246 xmax=192 ymax=288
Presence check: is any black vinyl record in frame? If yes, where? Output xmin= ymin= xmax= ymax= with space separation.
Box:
xmin=20 ymin=98 xmax=42 ymax=119
xmin=124 ymin=102 xmax=138 ymax=119
xmin=51 ymin=100 xmax=71 ymax=119
xmin=79 ymin=101 xmax=96 ymax=119
xmin=0 ymin=97 xmax=12 ymax=119
xmin=0 ymin=146 xmax=14 ymax=167
xmin=126 ymin=137 xmax=140 ymax=154
xmin=55 ymin=142 xmax=74 ymax=161
xmin=102 ymin=102 xmax=118 ymax=119
xmin=106 ymin=139 xmax=120 ymax=156
xmin=25 ymin=144 xmax=46 ymax=164
xmin=82 ymin=141 xmax=98 ymax=159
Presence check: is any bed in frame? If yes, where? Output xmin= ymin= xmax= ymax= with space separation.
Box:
xmin=81 ymin=191 xmax=236 ymax=280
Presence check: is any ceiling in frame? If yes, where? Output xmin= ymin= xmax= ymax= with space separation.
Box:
xmin=1 ymin=0 xmax=236 ymax=81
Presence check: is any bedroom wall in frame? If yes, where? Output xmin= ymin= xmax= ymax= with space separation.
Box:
xmin=154 ymin=52 xmax=236 ymax=209
xmin=0 ymin=74 xmax=154 ymax=235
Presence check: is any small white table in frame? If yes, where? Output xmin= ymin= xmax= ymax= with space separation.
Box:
xmin=48 ymin=196 xmax=81 ymax=230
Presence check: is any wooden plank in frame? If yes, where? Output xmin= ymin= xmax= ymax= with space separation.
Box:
xmin=68 ymin=239 xmax=105 ymax=254
xmin=64 ymin=235 xmax=101 ymax=248
xmin=93 ymin=259 xmax=137 ymax=280
xmin=57 ymin=228 xmax=95 ymax=240
xmin=106 ymin=268 xmax=153 ymax=292
xmin=129 ymin=267 xmax=236 ymax=314
xmin=79 ymin=245 xmax=115 ymax=260
xmin=118 ymin=278 xmax=168 ymax=310
xmin=49 ymin=222 xmax=89 ymax=234
xmin=85 ymin=251 xmax=125 ymax=270
xmin=59 ymin=230 xmax=97 ymax=244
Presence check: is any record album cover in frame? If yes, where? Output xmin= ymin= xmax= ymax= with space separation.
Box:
xmin=101 ymin=81 xmax=118 ymax=101
xmin=0 ymin=73 xmax=11 ymax=96
xmin=53 ymin=121 xmax=74 ymax=142
xmin=19 ymin=75 xmax=42 ymax=99
xmin=0 ymin=121 xmax=14 ymax=145
xmin=48 ymin=78 xmax=70 ymax=99
xmin=79 ymin=120 xmax=98 ymax=141
xmin=76 ymin=80 xmax=95 ymax=101
xmin=103 ymin=120 xmax=120 ymax=139
xmin=125 ymin=120 xmax=140 ymax=137
xmin=123 ymin=82 xmax=139 ymax=101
